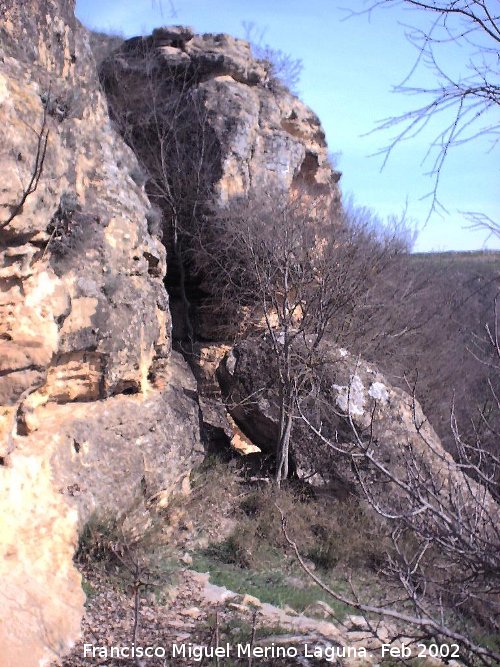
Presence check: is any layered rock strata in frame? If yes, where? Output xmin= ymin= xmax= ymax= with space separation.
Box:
xmin=0 ymin=3 xmax=203 ymax=664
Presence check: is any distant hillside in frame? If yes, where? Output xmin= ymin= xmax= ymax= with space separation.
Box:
xmin=411 ymin=249 xmax=500 ymax=265
xmin=367 ymin=249 xmax=499 ymax=457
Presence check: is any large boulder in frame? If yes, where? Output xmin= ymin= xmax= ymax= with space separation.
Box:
xmin=218 ymin=336 xmax=499 ymax=633
xmin=217 ymin=335 xmax=497 ymax=503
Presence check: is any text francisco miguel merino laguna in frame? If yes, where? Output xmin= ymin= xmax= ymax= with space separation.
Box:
xmin=84 ymin=642 xmax=373 ymax=661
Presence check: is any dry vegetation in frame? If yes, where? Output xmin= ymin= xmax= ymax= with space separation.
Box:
xmin=68 ymin=455 xmax=499 ymax=665
xmin=357 ymin=250 xmax=500 ymax=461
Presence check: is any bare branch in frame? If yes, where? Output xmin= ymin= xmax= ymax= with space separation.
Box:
xmin=355 ymin=0 xmax=500 ymax=220
xmin=278 ymin=504 xmax=500 ymax=665
xmin=1 ymin=105 xmax=50 ymax=231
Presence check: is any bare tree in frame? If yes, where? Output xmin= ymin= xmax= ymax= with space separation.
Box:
xmin=76 ymin=509 xmax=170 ymax=667
xmin=295 ymin=304 xmax=500 ymax=665
xmin=353 ymin=1 xmax=499 ymax=219
xmin=280 ymin=505 xmax=500 ymax=666
xmin=1 ymin=104 xmax=50 ymax=232
xmin=464 ymin=211 xmax=500 ymax=242
xmin=151 ymin=0 xmax=177 ymax=17
xmin=455 ymin=293 xmax=500 ymax=499
xmin=196 ymin=191 xmax=404 ymax=484
xmin=242 ymin=21 xmax=303 ymax=93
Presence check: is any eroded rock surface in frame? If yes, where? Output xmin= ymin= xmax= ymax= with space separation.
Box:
xmin=217 ymin=336 xmax=499 ymax=514
xmin=3 ymin=6 xmax=491 ymax=666
xmin=0 ymin=449 xmax=84 ymax=667
xmin=101 ymin=26 xmax=341 ymax=206
xmin=99 ymin=26 xmax=343 ymax=346
xmin=0 ymin=3 xmax=203 ymax=665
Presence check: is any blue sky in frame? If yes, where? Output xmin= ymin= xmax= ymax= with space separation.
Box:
xmin=76 ymin=0 xmax=499 ymax=252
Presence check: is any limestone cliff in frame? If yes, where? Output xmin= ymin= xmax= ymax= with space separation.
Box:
xmin=0 ymin=16 xmax=344 ymax=662
xmin=99 ymin=26 xmax=342 ymax=347
xmin=101 ymin=26 xmax=341 ymax=206
xmin=0 ymin=2 xmax=203 ymax=665
xmin=2 ymin=7 xmax=491 ymax=667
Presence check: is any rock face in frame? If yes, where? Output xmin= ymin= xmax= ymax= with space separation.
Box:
xmin=100 ymin=25 xmax=342 ymax=348
xmin=101 ymin=26 xmax=341 ymax=206
xmin=0 ymin=3 xmax=203 ymax=665
xmin=1 ymin=7 xmax=495 ymax=665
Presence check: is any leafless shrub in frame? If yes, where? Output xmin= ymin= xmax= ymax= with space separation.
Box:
xmin=1 ymin=104 xmax=49 ymax=232
xmin=203 ymin=481 xmax=388 ymax=573
xmin=340 ymin=242 xmax=499 ymax=466
xmin=195 ymin=190 xmax=406 ymax=484
xmin=77 ymin=507 xmax=172 ymax=665
xmin=280 ymin=504 xmax=500 ymax=666
xmin=45 ymin=192 xmax=99 ymax=263
xmin=294 ymin=306 xmax=500 ymax=664
xmin=242 ymin=21 xmax=303 ymax=93
xmin=88 ymin=29 xmax=124 ymax=67
xmin=453 ymin=295 xmax=500 ymax=499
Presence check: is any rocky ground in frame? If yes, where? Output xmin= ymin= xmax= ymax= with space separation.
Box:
xmin=60 ymin=559 xmax=458 ymax=667
xmin=55 ymin=461 xmax=476 ymax=667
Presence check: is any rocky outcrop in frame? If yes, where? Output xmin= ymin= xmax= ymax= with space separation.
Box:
xmin=101 ymin=26 xmax=341 ymax=206
xmin=99 ymin=27 xmax=343 ymax=345
xmin=0 ymin=3 xmax=203 ymax=665
xmin=97 ymin=26 xmax=344 ymax=447
xmin=1 ymin=6 xmax=496 ymax=665
xmin=217 ymin=336 xmax=499 ymax=507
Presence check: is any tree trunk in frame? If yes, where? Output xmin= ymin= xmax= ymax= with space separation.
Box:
xmin=276 ymin=401 xmax=293 ymax=486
